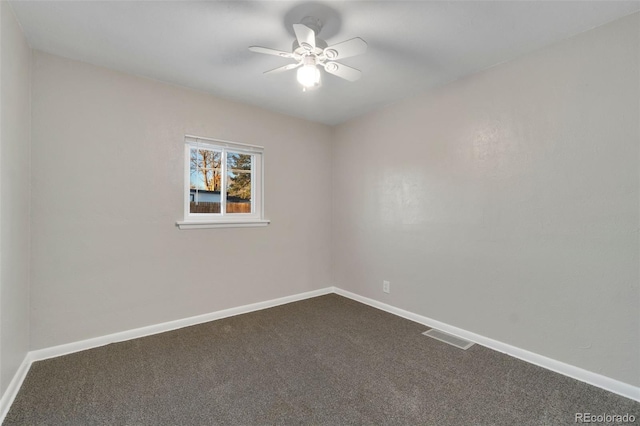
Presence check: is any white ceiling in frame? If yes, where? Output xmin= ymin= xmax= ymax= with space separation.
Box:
xmin=10 ymin=1 xmax=640 ymax=126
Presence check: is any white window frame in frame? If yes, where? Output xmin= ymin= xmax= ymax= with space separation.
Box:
xmin=176 ymin=135 xmax=269 ymax=229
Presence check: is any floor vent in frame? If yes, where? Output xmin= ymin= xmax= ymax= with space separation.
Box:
xmin=422 ymin=329 xmax=474 ymax=350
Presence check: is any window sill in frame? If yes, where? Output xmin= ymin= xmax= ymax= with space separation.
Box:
xmin=176 ymin=219 xmax=270 ymax=230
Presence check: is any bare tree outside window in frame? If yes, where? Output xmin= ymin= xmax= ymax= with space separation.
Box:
xmin=190 ymin=149 xmax=221 ymax=191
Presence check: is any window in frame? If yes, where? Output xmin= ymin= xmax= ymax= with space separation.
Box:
xmin=177 ymin=136 xmax=269 ymax=229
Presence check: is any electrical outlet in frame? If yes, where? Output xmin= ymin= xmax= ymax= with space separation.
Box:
xmin=383 ymin=280 xmax=390 ymax=294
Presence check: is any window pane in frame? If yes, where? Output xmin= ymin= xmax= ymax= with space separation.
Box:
xmin=190 ymin=148 xmax=222 ymax=214
xmin=226 ymin=152 xmax=252 ymax=214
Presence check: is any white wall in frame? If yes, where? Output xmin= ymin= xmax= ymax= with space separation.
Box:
xmin=0 ymin=1 xmax=31 ymax=395
xmin=30 ymin=51 xmax=333 ymax=349
xmin=333 ymin=13 xmax=639 ymax=386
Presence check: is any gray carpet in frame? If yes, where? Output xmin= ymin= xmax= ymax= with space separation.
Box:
xmin=4 ymin=294 xmax=639 ymax=425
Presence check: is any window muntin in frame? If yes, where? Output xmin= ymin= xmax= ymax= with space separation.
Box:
xmin=183 ymin=136 xmax=264 ymax=224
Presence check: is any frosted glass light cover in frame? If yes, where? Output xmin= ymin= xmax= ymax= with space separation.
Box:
xmin=297 ymin=64 xmax=320 ymax=88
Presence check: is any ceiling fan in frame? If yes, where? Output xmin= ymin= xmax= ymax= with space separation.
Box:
xmin=249 ymin=16 xmax=367 ymax=91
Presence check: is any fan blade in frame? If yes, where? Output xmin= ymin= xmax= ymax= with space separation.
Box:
xmin=324 ymin=38 xmax=367 ymax=60
xmin=323 ymin=62 xmax=362 ymax=82
xmin=292 ymin=24 xmax=316 ymax=51
xmin=249 ymin=46 xmax=293 ymax=58
xmin=264 ymin=63 xmax=301 ymax=74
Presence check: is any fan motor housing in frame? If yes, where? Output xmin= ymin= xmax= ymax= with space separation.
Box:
xmin=292 ymin=38 xmax=327 ymax=58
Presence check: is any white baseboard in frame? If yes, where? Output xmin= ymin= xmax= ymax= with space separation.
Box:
xmin=0 ymin=353 xmax=32 ymax=421
xmin=333 ymin=287 xmax=640 ymax=403
xmin=30 ymin=287 xmax=334 ymax=362
xmin=0 ymin=287 xmax=333 ymax=423
xmin=1 ymin=284 xmax=637 ymax=425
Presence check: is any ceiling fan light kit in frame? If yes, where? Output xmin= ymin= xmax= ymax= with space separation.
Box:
xmin=297 ymin=56 xmax=321 ymax=90
xmin=249 ymin=16 xmax=367 ymax=91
